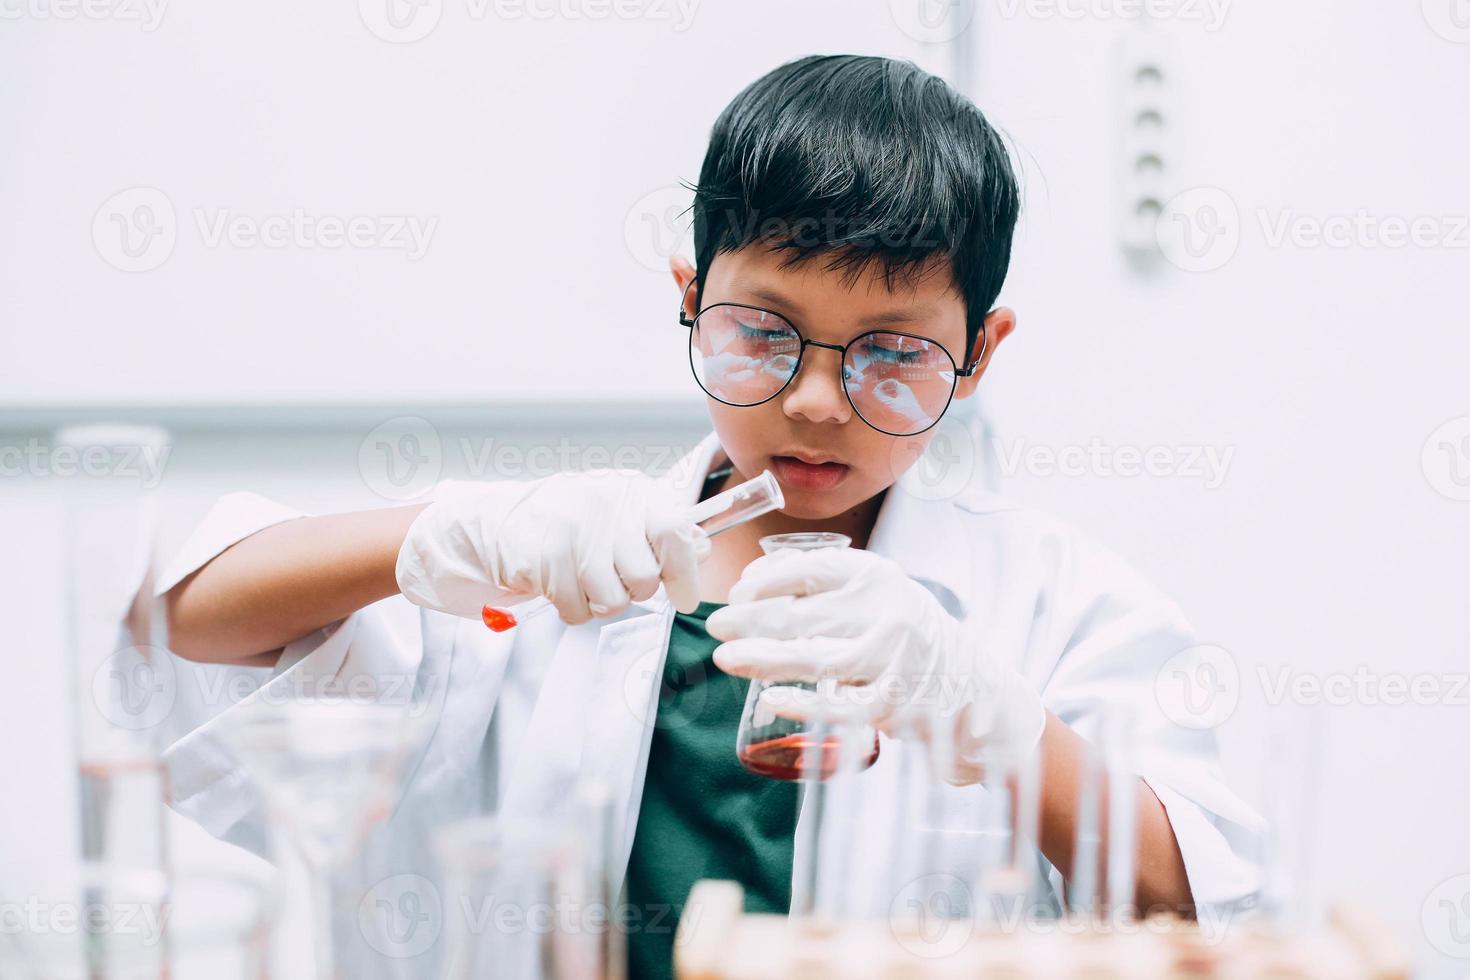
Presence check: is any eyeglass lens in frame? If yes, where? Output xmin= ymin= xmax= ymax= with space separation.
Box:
xmin=689 ymin=306 xmax=957 ymax=436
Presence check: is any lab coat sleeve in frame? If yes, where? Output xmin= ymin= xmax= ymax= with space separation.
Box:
xmin=155 ymin=491 xmax=309 ymax=595
xmin=153 ymin=492 xmax=425 ymax=858
xmin=1019 ymin=513 xmax=1264 ymax=915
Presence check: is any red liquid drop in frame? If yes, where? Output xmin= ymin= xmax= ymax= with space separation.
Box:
xmin=737 ymin=732 xmax=880 ymax=782
xmin=481 ymin=605 xmax=518 ymax=632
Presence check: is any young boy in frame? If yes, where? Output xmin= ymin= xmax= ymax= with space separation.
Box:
xmin=161 ymin=54 xmax=1258 ymax=978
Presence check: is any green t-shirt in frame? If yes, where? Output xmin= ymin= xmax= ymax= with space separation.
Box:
xmin=622 ymin=601 xmax=799 ymax=980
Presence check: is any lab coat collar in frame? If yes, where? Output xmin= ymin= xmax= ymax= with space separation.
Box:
xmin=638 ymin=430 xmax=975 ymax=620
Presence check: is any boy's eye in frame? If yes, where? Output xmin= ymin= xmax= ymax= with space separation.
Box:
xmin=861 ymin=336 xmax=927 ymax=364
xmin=737 ymin=321 xmax=793 ymax=343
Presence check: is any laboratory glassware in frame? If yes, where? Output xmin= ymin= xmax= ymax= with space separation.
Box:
xmin=483 ymin=468 xmax=786 ymax=631
xmin=789 ymin=719 xmax=877 ymax=919
xmin=435 ymin=806 xmax=617 ymax=980
xmin=1259 ymin=705 xmax=1325 ymax=932
xmin=882 ymin=717 xmax=982 ymax=959
xmin=0 ymin=864 xmax=271 ymax=980
xmin=225 ymin=697 xmax=434 ymax=980
xmin=57 ymin=423 xmax=173 ymax=873
xmin=734 ymin=532 xmax=881 ymax=782
xmin=972 ymin=740 xmax=1044 ymax=926
xmin=1069 ymin=708 xmax=1139 ymax=923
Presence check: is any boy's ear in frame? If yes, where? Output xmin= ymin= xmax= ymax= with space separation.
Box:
xmin=955 ymin=307 xmax=1016 ymax=399
xmin=671 ymin=256 xmax=698 ymax=321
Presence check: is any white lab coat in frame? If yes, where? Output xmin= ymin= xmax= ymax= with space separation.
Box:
xmin=156 ymin=430 xmax=1261 ymax=961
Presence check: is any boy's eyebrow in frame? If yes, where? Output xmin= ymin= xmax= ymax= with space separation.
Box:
xmin=728 ymin=279 xmax=940 ymax=327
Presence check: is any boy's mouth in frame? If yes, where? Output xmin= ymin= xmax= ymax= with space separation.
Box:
xmin=770 ymin=454 xmax=850 ymax=492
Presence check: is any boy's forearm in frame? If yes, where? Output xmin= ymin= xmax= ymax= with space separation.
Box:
xmin=1034 ymin=712 xmax=1195 ymax=915
xmin=165 ymin=504 xmax=428 ymax=665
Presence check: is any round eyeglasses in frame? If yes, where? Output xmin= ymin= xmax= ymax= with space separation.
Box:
xmin=679 ymin=295 xmax=985 ymax=437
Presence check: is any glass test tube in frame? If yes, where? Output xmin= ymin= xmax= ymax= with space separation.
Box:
xmin=434 ymin=815 xmax=596 ymax=980
xmin=1069 ymin=709 xmax=1139 ymax=922
xmin=973 ymin=741 xmax=1043 ymax=925
xmin=57 ymin=423 xmax=173 ymax=872
xmin=683 ymin=468 xmax=784 ymax=537
xmin=1101 ymin=709 xmax=1139 ymax=924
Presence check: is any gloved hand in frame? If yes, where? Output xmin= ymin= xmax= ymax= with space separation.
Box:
xmin=705 ymin=547 xmax=1045 ymax=783
xmin=395 ymin=470 xmax=710 ymax=625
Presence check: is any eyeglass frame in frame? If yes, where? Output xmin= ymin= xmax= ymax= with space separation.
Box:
xmin=677 ymin=282 xmax=988 ymax=437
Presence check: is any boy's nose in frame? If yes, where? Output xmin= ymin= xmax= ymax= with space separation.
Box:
xmin=780 ymin=347 xmax=852 ymax=426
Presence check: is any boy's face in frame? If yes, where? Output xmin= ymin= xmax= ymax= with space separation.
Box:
xmin=674 ymin=243 xmax=1013 ymax=520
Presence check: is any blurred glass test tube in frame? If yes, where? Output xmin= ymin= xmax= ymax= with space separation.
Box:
xmin=56 ymin=423 xmax=173 ymax=871
xmin=435 ymin=807 xmax=620 ymax=980
xmin=1069 ymin=708 xmax=1139 ymax=923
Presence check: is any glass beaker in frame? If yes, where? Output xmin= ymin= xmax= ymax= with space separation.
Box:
xmin=225 ymin=697 xmax=434 ymax=980
xmin=0 ymin=864 xmax=272 ymax=980
xmin=434 ymin=812 xmax=615 ymax=980
xmin=734 ymin=532 xmax=880 ymax=782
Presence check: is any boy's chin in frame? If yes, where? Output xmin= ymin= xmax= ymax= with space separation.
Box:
xmin=777 ymin=487 xmax=876 ymax=522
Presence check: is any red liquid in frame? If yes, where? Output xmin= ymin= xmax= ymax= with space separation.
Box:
xmin=737 ymin=732 xmax=880 ymax=781
xmin=481 ymin=605 xmax=518 ymax=632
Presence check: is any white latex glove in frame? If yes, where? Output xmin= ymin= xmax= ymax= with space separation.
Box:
xmin=395 ymin=470 xmax=710 ymax=625
xmin=706 ymin=548 xmax=1045 ymax=783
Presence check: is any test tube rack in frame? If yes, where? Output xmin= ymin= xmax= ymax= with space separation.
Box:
xmin=674 ymin=881 xmax=1408 ymax=980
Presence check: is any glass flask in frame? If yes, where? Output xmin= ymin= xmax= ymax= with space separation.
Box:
xmin=734 ymin=532 xmax=880 ymax=781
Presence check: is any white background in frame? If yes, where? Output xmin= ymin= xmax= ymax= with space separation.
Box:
xmin=3 ymin=1 xmax=1469 ymax=977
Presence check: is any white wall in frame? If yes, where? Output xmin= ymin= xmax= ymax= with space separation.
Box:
xmin=970 ymin=3 xmax=1470 ymax=977
xmin=0 ymin=0 xmax=942 ymax=406
xmin=4 ymin=1 xmax=1468 ymax=976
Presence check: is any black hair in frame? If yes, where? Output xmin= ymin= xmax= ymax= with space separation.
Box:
xmin=689 ymin=54 xmax=1020 ymax=363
